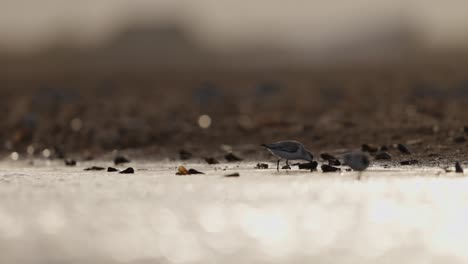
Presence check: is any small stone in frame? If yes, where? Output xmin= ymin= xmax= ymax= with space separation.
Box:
xmin=454 ymin=136 xmax=466 ymax=143
xmin=179 ymin=149 xmax=193 ymax=160
xmin=114 ymin=155 xmax=130 ymax=165
xmin=84 ymin=166 xmax=105 ymax=171
xmin=107 ymin=167 xmax=119 ymax=172
xmin=281 ymin=165 xmax=291 ymax=170
xmin=321 ymin=164 xmax=341 ymax=172
xmin=255 ymin=163 xmax=269 ymax=169
xmin=188 ymin=168 xmax=204 ymax=174
xmin=455 ymin=162 xmax=464 ymax=173
xmin=328 ymin=159 xmax=341 ymax=166
xmin=64 ymin=159 xmax=76 ymax=166
xmin=119 ymin=167 xmax=134 ymax=174
xmin=361 ymin=144 xmax=378 ymax=153
xmin=320 ymin=153 xmax=337 ymax=161
xmin=225 ymin=172 xmax=240 ymax=177
xmin=298 ymin=161 xmax=318 ymax=170
xmin=176 ymin=166 xmax=189 ymax=175
xmin=225 ymin=153 xmax=242 ymax=162
xmin=380 ymin=145 xmax=389 ymax=151
xmin=400 ymin=159 xmax=418 ymax=165
xmin=397 ymin=144 xmax=411 ymax=154
xmin=375 ymin=152 xmax=392 ymax=160
xmin=204 ymin=157 xmax=219 ymax=164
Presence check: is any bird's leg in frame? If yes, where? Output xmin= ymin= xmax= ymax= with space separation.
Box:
xmin=277 ymin=159 xmax=280 ymax=172
xmin=357 ymin=171 xmax=363 ymax=181
xmin=285 ymin=160 xmax=291 ymax=170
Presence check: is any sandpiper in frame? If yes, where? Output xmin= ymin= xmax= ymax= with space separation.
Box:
xmin=343 ymin=151 xmax=370 ymax=180
xmin=343 ymin=151 xmax=370 ymax=171
xmin=261 ymin=140 xmax=314 ymax=171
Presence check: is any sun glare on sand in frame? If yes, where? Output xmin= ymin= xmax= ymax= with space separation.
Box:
xmin=0 ymin=165 xmax=468 ymax=263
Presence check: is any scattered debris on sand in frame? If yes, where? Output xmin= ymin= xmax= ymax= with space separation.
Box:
xmin=397 ymin=144 xmax=411 ymax=154
xmin=114 ymin=155 xmax=130 ymax=165
xmin=176 ymin=166 xmax=205 ymax=175
xmin=401 ymin=159 xmax=419 ymax=165
xmin=64 ymin=159 xmax=76 ymax=166
xmin=328 ymin=159 xmax=341 ymax=166
xmin=204 ymin=157 xmax=219 ymax=164
xmin=455 ymin=162 xmax=464 ymax=173
xmin=320 ymin=153 xmax=337 ymax=161
xmin=298 ymin=161 xmax=318 ymax=170
xmin=320 ymin=153 xmax=341 ymax=165
xmin=188 ymin=168 xmax=204 ymax=174
xmin=321 ymin=164 xmax=341 ymax=172
xmin=225 ymin=153 xmax=242 ymax=162
xmin=119 ymin=167 xmax=134 ymax=174
xmin=375 ymin=152 xmax=392 ymax=160
xmin=84 ymin=166 xmax=105 ymax=171
xmin=225 ymin=172 xmax=240 ymax=177
xmin=107 ymin=167 xmax=119 ymax=172
xmin=255 ymin=163 xmax=268 ymax=169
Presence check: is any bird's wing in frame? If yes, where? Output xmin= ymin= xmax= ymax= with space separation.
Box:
xmin=263 ymin=141 xmax=300 ymax=153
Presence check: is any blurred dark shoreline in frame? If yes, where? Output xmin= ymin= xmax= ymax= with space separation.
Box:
xmin=1 ymin=47 xmax=468 ymax=165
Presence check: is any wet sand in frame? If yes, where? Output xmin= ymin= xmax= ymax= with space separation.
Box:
xmin=0 ymin=160 xmax=467 ymax=263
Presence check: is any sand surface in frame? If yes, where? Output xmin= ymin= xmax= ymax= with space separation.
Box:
xmin=0 ymin=160 xmax=467 ymax=263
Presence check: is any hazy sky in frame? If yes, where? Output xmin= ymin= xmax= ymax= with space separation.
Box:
xmin=1 ymin=0 xmax=468 ymax=52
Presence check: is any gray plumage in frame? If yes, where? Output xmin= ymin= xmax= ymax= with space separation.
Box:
xmin=343 ymin=151 xmax=370 ymax=171
xmin=261 ymin=140 xmax=314 ymax=171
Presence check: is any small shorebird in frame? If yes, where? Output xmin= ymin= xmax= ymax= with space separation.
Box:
xmin=261 ymin=140 xmax=314 ymax=171
xmin=343 ymin=151 xmax=370 ymax=180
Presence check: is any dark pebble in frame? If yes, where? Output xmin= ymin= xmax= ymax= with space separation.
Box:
xmin=64 ymin=159 xmax=76 ymax=166
xmin=400 ymin=159 xmax=418 ymax=165
xmin=179 ymin=149 xmax=193 ymax=160
xmin=455 ymin=162 xmax=464 ymax=173
xmin=380 ymin=145 xmax=389 ymax=151
xmin=298 ymin=161 xmax=318 ymax=170
xmin=328 ymin=159 xmax=341 ymax=166
xmin=321 ymin=164 xmax=341 ymax=172
xmin=225 ymin=172 xmax=240 ymax=177
xmin=188 ymin=168 xmax=204 ymax=174
xmin=114 ymin=155 xmax=130 ymax=165
xmin=107 ymin=167 xmax=119 ymax=172
xmin=361 ymin=144 xmax=378 ymax=153
xmin=84 ymin=166 xmax=105 ymax=171
xmin=320 ymin=153 xmax=337 ymax=161
xmin=119 ymin=167 xmax=134 ymax=174
xmin=397 ymin=144 xmax=411 ymax=154
xmin=465 ymin=126 xmax=468 ymax=133
xmin=375 ymin=152 xmax=392 ymax=160
xmin=204 ymin=157 xmax=219 ymax=164
xmin=281 ymin=165 xmax=291 ymax=169
xmin=255 ymin=163 xmax=269 ymax=169
xmin=454 ymin=136 xmax=466 ymax=143
xmin=225 ymin=153 xmax=242 ymax=162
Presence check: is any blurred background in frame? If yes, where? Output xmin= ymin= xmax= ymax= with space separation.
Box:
xmin=1 ymin=0 xmax=468 ymax=160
